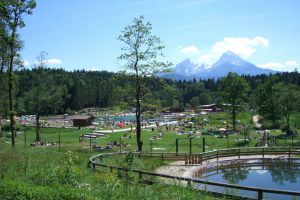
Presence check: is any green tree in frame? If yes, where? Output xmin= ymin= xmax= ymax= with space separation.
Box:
xmin=219 ymin=73 xmax=250 ymax=131
xmin=24 ymin=51 xmax=63 ymax=142
xmin=274 ymin=83 xmax=300 ymax=133
xmin=199 ymin=92 xmax=212 ymax=105
xmin=256 ymin=76 xmax=281 ymax=128
xmin=118 ymin=16 xmax=171 ymax=151
xmin=1 ymin=0 xmax=36 ymax=146
xmin=0 ymin=17 xmax=9 ymax=137
xmin=189 ymin=96 xmax=199 ymax=109
xmin=161 ymin=84 xmax=178 ymax=108
xmin=241 ymin=124 xmax=251 ymax=143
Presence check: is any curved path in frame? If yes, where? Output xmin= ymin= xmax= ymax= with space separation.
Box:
xmin=93 ymin=121 xmax=177 ymax=134
xmin=156 ymin=154 xmax=286 ymax=178
xmin=252 ymin=115 xmax=262 ymax=128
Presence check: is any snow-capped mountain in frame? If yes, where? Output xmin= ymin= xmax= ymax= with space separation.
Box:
xmin=172 ymin=59 xmax=205 ymax=76
xmin=159 ymin=51 xmax=275 ymax=80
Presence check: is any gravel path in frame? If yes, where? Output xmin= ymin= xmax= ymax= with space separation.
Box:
xmin=156 ymin=154 xmax=286 ymax=178
xmin=252 ymin=115 xmax=262 ymax=128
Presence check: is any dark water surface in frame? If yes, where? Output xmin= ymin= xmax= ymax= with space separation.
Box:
xmin=195 ymin=158 xmax=300 ymax=200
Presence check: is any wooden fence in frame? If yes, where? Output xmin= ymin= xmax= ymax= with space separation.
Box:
xmin=88 ymin=147 xmax=300 ymax=200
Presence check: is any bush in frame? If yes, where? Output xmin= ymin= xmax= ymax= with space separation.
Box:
xmin=1 ymin=124 xmax=11 ymax=132
xmin=27 ymin=151 xmax=81 ymax=187
xmin=0 ymin=180 xmax=92 ymax=200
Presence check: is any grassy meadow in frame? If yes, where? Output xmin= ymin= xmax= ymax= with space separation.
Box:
xmin=1 ymin=111 xmax=299 ymax=199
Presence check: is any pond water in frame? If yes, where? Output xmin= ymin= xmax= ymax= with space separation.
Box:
xmin=195 ymin=158 xmax=300 ymax=200
xmin=96 ymin=115 xmax=137 ymax=122
xmin=95 ymin=115 xmax=172 ymax=123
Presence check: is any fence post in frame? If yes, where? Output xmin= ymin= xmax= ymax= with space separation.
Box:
xmin=90 ymin=136 xmax=92 ymax=151
xmin=185 ymin=154 xmax=187 ymax=165
xmin=262 ymin=148 xmax=264 ymax=158
xmin=92 ymin=162 xmax=95 ymax=171
xmin=58 ymin=134 xmax=61 ymax=151
xmin=288 ymin=148 xmax=291 ymax=158
xmin=139 ymin=171 xmax=143 ymax=180
xmin=202 ymin=137 xmax=205 ymax=152
xmin=176 ymin=139 xmax=179 ymax=156
xmin=238 ymin=149 xmax=240 ymax=159
xmin=217 ymin=151 xmax=219 ymax=161
xmin=189 ymin=137 xmax=192 ymax=155
xmin=161 ymin=153 xmax=164 ymax=164
xmin=24 ymin=130 xmax=27 ymax=148
xmin=258 ymin=190 xmax=263 ymax=200
xmin=187 ymin=180 xmax=192 ymax=188
xmin=200 ymin=154 xmax=202 ymax=165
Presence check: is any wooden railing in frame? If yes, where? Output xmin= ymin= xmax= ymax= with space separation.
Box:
xmin=88 ymin=147 xmax=300 ymax=200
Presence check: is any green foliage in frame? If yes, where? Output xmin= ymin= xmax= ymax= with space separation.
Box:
xmin=257 ymin=77 xmax=300 ymax=130
xmin=256 ymin=76 xmax=281 ymax=128
xmin=118 ymin=15 xmax=171 ymax=151
xmin=17 ymin=151 xmax=81 ymax=187
xmin=219 ymin=73 xmax=250 ymax=130
xmin=274 ymin=82 xmax=300 ymax=132
xmin=0 ymin=180 xmax=91 ymax=200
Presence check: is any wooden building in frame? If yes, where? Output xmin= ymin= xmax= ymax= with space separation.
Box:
xmin=72 ymin=115 xmax=94 ymax=127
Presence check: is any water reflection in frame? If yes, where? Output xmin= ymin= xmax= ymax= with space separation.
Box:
xmin=222 ymin=165 xmax=250 ymax=184
xmin=265 ymin=159 xmax=300 ymax=184
xmin=195 ymin=158 xmax=300 ymax=200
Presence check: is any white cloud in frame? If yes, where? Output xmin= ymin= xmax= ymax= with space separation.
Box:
xmin=211 ymin=36 xmax=269 ymax=58
xmin=47 ymin=58 xmax=61 ymax=65
xmin=22 ymin=60 xmax=30 ymax=67
xmin=34 ymin=58 xmax=62 ymax=66
xmin=195 ymin=54 xmax=218 ymax=67
xmin=178 ymin=45 xmax=200 ymax=55
xmin=259 ymin=60 xmax=299 ymax=72
xmin=285 ymin=61 xmax=299 ymax=68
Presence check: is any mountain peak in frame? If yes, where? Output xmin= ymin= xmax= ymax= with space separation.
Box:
xmin=217 ymin=51 xmax=244 ymax=64
xmin=178 ymin=58 xmax=193 ymax=66
xmin=223 ymin=50 xmax=236 ymax=57
xmin=158 ymin=51 xmax=276 ymax=80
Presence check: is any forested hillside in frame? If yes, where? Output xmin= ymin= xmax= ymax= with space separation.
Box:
xmin=1 ymin=68 xmax=299 ymax=117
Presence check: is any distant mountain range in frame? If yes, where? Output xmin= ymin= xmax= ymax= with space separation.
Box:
xmin=159 ymin=51 xmax=276 ymax=80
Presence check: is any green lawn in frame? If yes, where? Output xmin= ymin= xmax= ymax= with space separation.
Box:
xmin=1 ymin=111 xmax=299 ymax=200
xmin=0 ymin=126 xmax=231 ymax=200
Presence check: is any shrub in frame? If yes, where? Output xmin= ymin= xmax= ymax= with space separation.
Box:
xmin=0 ymin=180 xmax=92 ymax=200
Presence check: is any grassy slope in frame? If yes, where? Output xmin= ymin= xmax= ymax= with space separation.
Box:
xmin=1 ymin=111 xmax=299 ymax=199
xmin=0 ymin=128 xmax=227 ymax=200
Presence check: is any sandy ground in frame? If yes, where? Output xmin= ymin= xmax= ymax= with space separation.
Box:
xmin=252 ymin=115 xmax=262 ymax=128
xmin=156 ymin=154 xmax=286 ymax=178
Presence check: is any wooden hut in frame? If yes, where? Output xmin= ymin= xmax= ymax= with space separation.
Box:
xmin=72 ymin=115 xmax=94 ymax=127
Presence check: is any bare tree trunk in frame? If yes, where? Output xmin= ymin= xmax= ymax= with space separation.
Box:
xmin=8 ymin=27 xmax=17 ymax=147
xmin=0 ymin=114 xmax=2 ymax=137
xmin=286 ymin=112 xmax=291 ymax=133
xmin=0 ymin=62 xmax=3 ymax=137
xmin=232 ymin=102 xmax=236 ymax=131
xmin=135 ymin=63 xmax=143 ymax=152
xmin=35 ymin=114 xmax=40 ymax=142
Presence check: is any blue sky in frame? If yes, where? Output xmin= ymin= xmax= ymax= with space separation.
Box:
xmin=19 ymin=0 xmax=300 ymax=72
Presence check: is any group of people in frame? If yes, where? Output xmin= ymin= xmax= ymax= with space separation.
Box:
xmin=31 ymin=140 xmax=56 ymax=147
xmin=91 ymin=140 xmax=130 ymax=151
